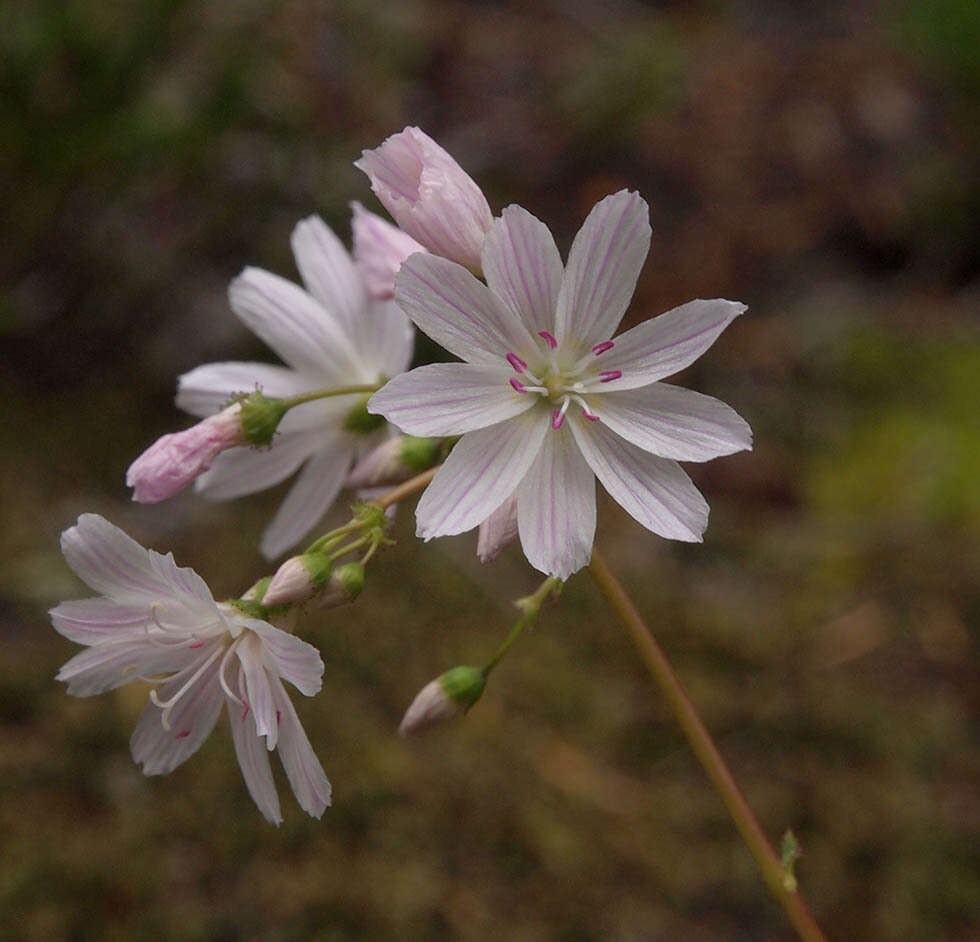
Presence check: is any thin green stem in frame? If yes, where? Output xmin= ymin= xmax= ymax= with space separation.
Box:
xmin=327 ymin=535 xmax=370 ymax=563
xmin=484 ymin=576 xmax=560 ymax=675
xmin=587 ymin=547 xmax=826 ymax=942
xmin=281 ymin=383 xmax=380 ymax=409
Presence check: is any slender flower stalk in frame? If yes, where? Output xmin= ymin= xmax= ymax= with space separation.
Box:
xmin=587 ymin=548 xmax=827 ymax=942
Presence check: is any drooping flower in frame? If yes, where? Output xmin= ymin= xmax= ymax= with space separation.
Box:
xmin=49 ymin=514 xmax=331 ymax=824
xmin=355 ymin=127 xmax=493 ymax=272
xmin=176 ymin=213 xmax=414 ymax=559
xmin=369 ymin=191 xmax=752 ymax=580
xmin=350 ymin=201 xmax=426 ymax=300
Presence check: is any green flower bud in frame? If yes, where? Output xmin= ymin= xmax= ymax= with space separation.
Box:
xmin=398 ymin=665 xmax=487 ymax=736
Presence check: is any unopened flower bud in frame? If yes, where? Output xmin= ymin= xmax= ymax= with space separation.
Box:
xmin=346 ymin=435 xmax=441 ymax=488
xmin=398 ymin=665 xmax=486 ymax=737
xmin=313 ymin=561 xmax=365 ymax=609
xmin=351 ymin=201 xmax=427 ymax=300
xmin=263 ymin=553 xmax=332 ymax=608
xmin=355 ymin=127 xmax=493 ymax=272
xmin=127 ymin=403 xmax=246 ymax=503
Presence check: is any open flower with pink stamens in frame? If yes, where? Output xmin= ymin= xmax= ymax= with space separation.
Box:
xmin=369 ymin=190 xmax=752 ymax=580
xmin=49 ymin=514 xmax=331 ymax=825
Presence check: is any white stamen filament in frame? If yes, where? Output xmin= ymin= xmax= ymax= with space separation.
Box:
xmin=150 ymin=643 xmax=225 ymax=730
xmin=218 ymin=636 xmax=245 ymax=706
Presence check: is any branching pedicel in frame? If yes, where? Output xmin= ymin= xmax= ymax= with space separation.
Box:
xmin=50 ymin=127 xmax=825 ymax=940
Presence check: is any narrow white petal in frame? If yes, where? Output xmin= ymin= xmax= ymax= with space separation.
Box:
xmin=271 ymin=677 xmax=331 ymax=819
xmin=570 ymin=418 xmax=708 ymax=541
xmin=482 ymin=205 xmax=563 ymax=336
xmin=238 ymin=634 xmax=278 ymax=748
xmin=554 ymin=191 xmax=651 ymax=348
xmin=242 ymin=618 xmax=324 ymax=697
xmin=229 ymin=267 xmax=361 ymax=379
xmin=395 ymin=254 xmax=536 ymax=365
xmin=591 ymin=384 xmax=752 ymax=461
xmin=57 ymin=641 xmax=197 ymax=696
xmin=195 ymin=432 xmax=320 ymax=501
xmin=176 ymin=362 xmax=306 ymax=418
xmin=50 ymin=598 xmax=147 ymax=645
xmin=517 ymin=425 xmax=596 ymax=579
xmin=416 ymin=410 xmax=550 ymax=538
xmin=290 ymin=215 xmax=367 ymax=336
xmin=476 ymin=494 xmax=519 ymax=562
xmin=129 ymin=646 xmax=225 ymax=774
xmin=357 ymin=299 xmax=415 ymax=379
xmin=369 ymin=363 xmax=534 ymax=436
xmin=598 ymin=299 xmax=746 ymax=391
xmin=227 ymin=696 xmax=282 ymax=825
xmin=60 ymin=514 xmax=214 ymax=613
xmin=260 ymin=443 xmax=353 ymax=560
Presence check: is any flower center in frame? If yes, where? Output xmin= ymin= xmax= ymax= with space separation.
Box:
xmin=505 ymin=332 xmax=622 ymax=430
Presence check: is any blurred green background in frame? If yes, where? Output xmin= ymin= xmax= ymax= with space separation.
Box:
xmin=2 ymin=0 xmax=978 ymax=938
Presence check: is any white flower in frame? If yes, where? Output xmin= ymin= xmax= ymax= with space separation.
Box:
xmin=177 ymin=214 xmax=414 ymax=559
xmin=369 ymin=191 xmax=752 ymax=580
xmin=354 ymin=127 xmax=493 ymax=272
xmin=49 ymin=514 xmax=331 ymax=825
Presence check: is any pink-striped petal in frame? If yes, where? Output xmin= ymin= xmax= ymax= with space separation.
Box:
xmin=554 ymin=191 xmax=651 ymax=349
xmin=290 ymin=215 xmax=367 ymax=337
xmin=271 ymin=677 xmax=331 ymax=819
xmin=591 ymin=383 xmax=752 ymax=461
xmin=50 ymin=598 xmax=148 ymax=645
xmin=351 ymin=201 xmax=427 ymax=300
xmin=60 ymin=514 xmax=214 ymax=611
xmin=129 ymin=648 xmax=225 ymax=775
xmin=482 ymin=205 xmax=563 ymax=337
xmin=369 ymin=363 xmax=534 ymax=437
xmin=476 ymin=494 xmax=519 ymax=562
xmin=176 ymin=361 xmax=305 ymax=418
xmin=229 ymin=267 xmax=360 ymax=380
xmin=570 ymin=418 xmax=708 ymax=542
xmin=238 ymin=633 xmax=278 ymax=748
xmin=227 ymin=696 xmax=282 ymax=825
xmin=243 ymin=618 xmax=324 ymax=697
xmin=597 ymin=299 xmax=746 ymax=391
xmin=259 ymin=442 xmax=354 ymax=560
xmin=395 ymin=253 xmax=536 ymax=365
xmin=195 ymin=432 xmax=320 ymax=501
xmin=416 ymin=410 xmax=551 ymax=539
xmin=516 ymin=425 xmax=596 ymax=579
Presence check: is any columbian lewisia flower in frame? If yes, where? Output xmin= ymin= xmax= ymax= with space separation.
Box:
xmin=369 ymin=191 xmax=752 ymax=580
xmin=177 ymin=214 xmax=414 ymax=559
xmin=355 ymin=127 xmax=493 ymax=272
xmin=50 ymin=514 xmax=331 ymax=824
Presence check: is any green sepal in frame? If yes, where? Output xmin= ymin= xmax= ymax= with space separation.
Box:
xmin=331 ymin=562 xmax=365 ymax=601
xmin=238 ymin=391 xmax=288 ymax=446
xmin=300 ymin=552 xmax=333 ymax=589
xmin=400 ymin=436 xmax=441 ymax=472
xmin=343 ymin=397 xmax=386 ymax=435
xmin=438 ymin=665 xmax=487 ymax=711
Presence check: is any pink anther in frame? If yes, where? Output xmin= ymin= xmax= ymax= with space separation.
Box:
xmin=509 ymin=377 xmax=527 ymax=393
xmin=175 ymin=729 xmax=191 ymax=740
xmin=506 ymin=353 xmax=527 ymax=372
xmin=538 ymin=331 xmax=558 ymax=349
xmin=599 ymin=370 xmax=622 ymax=383
xmin=551 ymin=408 xmax=566 ymax=430
xmin=592 ymin=341 xmax=615 ymax=355
xmin=189 ymin=640 xmax=205 ymax=649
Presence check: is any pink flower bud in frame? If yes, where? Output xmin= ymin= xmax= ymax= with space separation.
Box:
xmin=262 ymin=553 xmax=333 ymax=608
xmin=350 ymin=201 xmax=426 ymax=300
xmin=127 ymin=404 xmax=245 ymax=503
xmin=354 ymin=127 xmax=493 ymax=272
